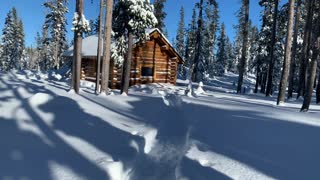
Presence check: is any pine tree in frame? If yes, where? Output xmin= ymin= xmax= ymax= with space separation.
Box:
xmin=216 ymin=23 xmax=228 ymax=76
xmin=265 ymin=0 xmax=279 ymax=96
xmin=184 ymin=9 xmax=197 ymax=74
xmin=237 ymin=0 xmax=250 ymax=93
xmin=192 ymin=0 xmax=204 ymax=82
xmin=301 ymin=0 xmax=319 ymax=111
xmin=287 ymin=0 xmax=302 ymax=99
xmin=95 ymin=0 xmax=105 ymax=94
xmin=0 ymin=8 xmax=25 ymax=71
xmin=176 ymin=6 xmax=185 ymax=77
xmin=100 ymin=0 xmax=114 ymax=95
xmin=113 ymin=0 xmax=158 ymax=94
xmin=153 ymin=0 xmax=167 ymax=32
xmin=297 ymin=0 xmax=314 ymax=99
xmin=226 ymin=37 xmax=234 ymax=72
xmin=204 ymin=0 xmax=219 ymax=78
xmin=44 ymin=0 xmax=69 ymax=70
xmin=277 ymin=0 xmax=295 ymax=105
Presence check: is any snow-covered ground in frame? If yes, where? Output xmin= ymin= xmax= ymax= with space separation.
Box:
xmin=1 ymin=70 xmax=320 ymax=180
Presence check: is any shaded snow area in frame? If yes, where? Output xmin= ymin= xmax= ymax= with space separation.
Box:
xmin=1 ymin=70 xmax=320 ymax=180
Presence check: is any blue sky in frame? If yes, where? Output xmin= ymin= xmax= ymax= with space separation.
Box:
xmin=0 ymin=0 xmax=269 ymax=47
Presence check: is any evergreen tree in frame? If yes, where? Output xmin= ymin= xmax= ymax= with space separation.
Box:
xmin=215 ymin=23 xmax=228 ymax=76
xmin=192 ymin=0 xmax=206 ymax=82
xmin=184 ymin=8 xmax=197 ymax=74
xmin=226 ymin=37 xmax=234 ymax=72
xmin=176 ymin=6 xmax=185 ymax=77
xmin=204 ymin=0 xmax=219 ymax=78
xmin=153 ymin=0 xmax=167 ymax=32
xmin=0 ymin=8 xmax=25 ymax=71
xmin=237 ymin=0 xmax=250 ymax=93
xmin=44 ymin=0 xmax=69 ymax=69
xmin=301 ymin=0 xmax=319 ymax=111
xmin=288 ymin=0 xmax=303 ymax=99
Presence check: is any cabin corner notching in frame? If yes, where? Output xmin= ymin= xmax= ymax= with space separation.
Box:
xmin=63 ymin=28 xmax=184 ymax=89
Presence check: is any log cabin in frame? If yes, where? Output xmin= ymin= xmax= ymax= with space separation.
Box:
xmin=63 ymin=28 xmax=184 ymax=89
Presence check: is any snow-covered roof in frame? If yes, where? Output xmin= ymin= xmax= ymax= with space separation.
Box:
xmin=63 ymin=28 xmax=184 ymax=63
xmin=63 ymin=34 xmax=102 ymax=57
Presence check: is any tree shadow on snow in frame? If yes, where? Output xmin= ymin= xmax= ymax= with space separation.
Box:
xmin=0 ymin=73 xmax=111 ymax=180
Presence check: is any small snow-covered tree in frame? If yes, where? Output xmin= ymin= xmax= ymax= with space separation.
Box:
xmin=113 ymin=0 xmax=158 ymax=94
xmin=0 ymin=8 xmax=25 ymax=71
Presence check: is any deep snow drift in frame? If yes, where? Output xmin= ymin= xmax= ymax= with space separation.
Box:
xmin=1 ymin=70 xmax=320 ymax=180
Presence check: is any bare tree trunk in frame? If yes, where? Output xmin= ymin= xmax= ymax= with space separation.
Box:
xmin=100 ymin=0 xmax=114 ymax=95
xmin=266 ymin=0 xmax=279 ymax=97
xmin=301 ymin=2 xmax=319 ymax=111
xmin=260 ymin=71 xmax=267 ymax=93
xmin=297 ymin=0 xmax=314 ymax=99
xmin=254 ymin=66 xmax=260 ymax=93
xmin=95 ymin=0 xmax=104 ymax=94
xmin=277 ymin=0 xmax=295 ymax=105
xmin=237 ymin=0 xmax=250 ymax=94
xmin=72 ymin=0 xmax=83 ymax=94
xmin=288 ymin=0 xmax=301 ymax=99
xmin=301 ymin=44 xmax=319 ymax=111
xmin=121 ymin=33 xmax=133 ymax=95
xmin=54 ymin=41 xmax=59 ymax=69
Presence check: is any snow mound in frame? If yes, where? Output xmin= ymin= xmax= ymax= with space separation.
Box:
xmin=28 ymin=93 xmax=53 ymax=107
xmin=195 ymin=81 xmax=205 ymax=95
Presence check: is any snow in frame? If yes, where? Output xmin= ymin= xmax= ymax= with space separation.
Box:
xmin=1 ymin=70 xmax=320 ymax=180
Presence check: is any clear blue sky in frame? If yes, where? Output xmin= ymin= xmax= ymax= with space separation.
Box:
xmin=0 ymin=0 xmax=280 ymax=47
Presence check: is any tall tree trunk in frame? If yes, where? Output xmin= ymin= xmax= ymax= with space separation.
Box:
xmin=121 ymin=33 xmax=133 ymax=95
xmin=95 ymin=0 xmax=104 ymax=94
xmin=100 ymin=0 xmax=114 ymax=95
xmin=192 ymin=0 xmax=203 ymax=83
xmin=254 ymin=66 xmax=260 ymax=93
xmin=301 ymin=42 xmax=319 ymax=111
xmin=237 ymin=0 xmax=250 ymax=94
xmin=72 ymin=0 xmax=83 ymax=94
xmin=316 ymin=71 xmax=320 ymax=104
xmin=261 ymin=71 xmax=267 ymax=93
xmin=54 ymin=41 xmax=59 ymax=69
xmin=288 ymin=0 xmax=301 ymax=99
xmin=265 ymin=0 xmax=279 ymax=97
xmin=296 ymin=0 xmax=314 ymax=99
xmin=301 ymin=0 xmax=320 ymax=110
xmin=277 ymin=0 xmax=295 ymax=105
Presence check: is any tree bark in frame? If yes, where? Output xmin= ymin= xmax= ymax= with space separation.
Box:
xmin=72 ymin=0 xmax=83 ymax=94
xmin=277 ymin=0 xmax=295 ymax=105
xmin=301 ymin=2 xmax=319 ymax=111
xmin=301 ymin=43 xmax=319 ymax=111
xmin=237 ymin=0 xmax=250 ymax=94
xmin=95 ymin=0 xmax=104 ymax=94
xmin=100 ymin=0 xmax=114 ymax=95
xmin=288 ymin=0 xmax=301 ymax=99
xmin=265 ymin=0 xmax=279 ymax=97
xmin=121 ymin=33 xmax=133 ymax=95
xmin=254 ymin=66 xmax=260 ymax=93
xmin=317 ymin=70 xmax=320 ymax=104
xmin=296 ymin=0 xmax=314 ymax=99
xmin=54 ymin=41 xmax=59 ymax=69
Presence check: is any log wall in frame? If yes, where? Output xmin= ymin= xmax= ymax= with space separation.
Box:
xmin=80 ymin=34 xmax=180 ymax=89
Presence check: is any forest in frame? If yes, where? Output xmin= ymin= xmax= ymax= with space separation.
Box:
xmin=0 ymin=0 xmax=319 ymax=112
